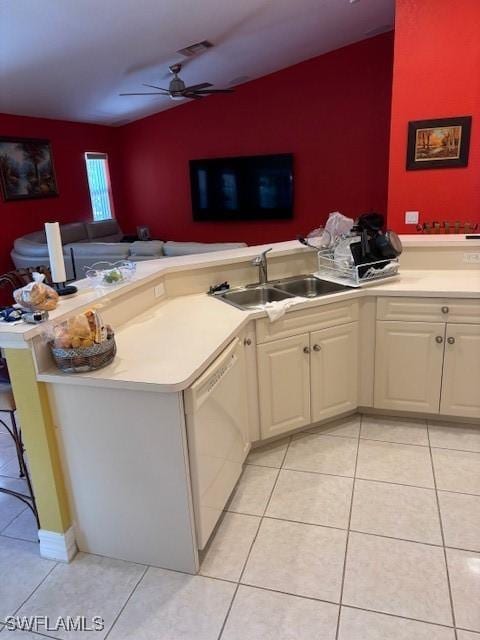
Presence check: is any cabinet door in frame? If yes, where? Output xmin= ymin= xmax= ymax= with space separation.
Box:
xmin=310 ymin=322 xmax=359 ymax=423
xmin=374 ymin=321 xmax=445 ymax=413
xmin=257 ymin=333 xmax=311 ymax=438
xmin=441 ymin=323 xmax=480 ymax=419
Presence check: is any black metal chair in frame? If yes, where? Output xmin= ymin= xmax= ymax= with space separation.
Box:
xmin=0 ymin=382 xmax=39 ymax=528
xmin=0 ymin=266 xmax=48 ymax=529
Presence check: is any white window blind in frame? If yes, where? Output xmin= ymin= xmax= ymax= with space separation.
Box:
xmin=85 ymin=152 xmax=114 ymax=221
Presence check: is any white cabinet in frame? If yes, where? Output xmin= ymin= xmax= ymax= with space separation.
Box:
xmin=257 ymin=333 xmax=311 ymax=438
xmin=310 ymin=323 xmax=358 ymax=422
xmin=441 ymin=324 xmax=480 ymax=419
xmin=256 ymin=320 xmax=359 ymax=439
xmin=374 ymin=321 xmax=445 ymax=413
xmin=375 ymin=298 xmax=480 ymax=419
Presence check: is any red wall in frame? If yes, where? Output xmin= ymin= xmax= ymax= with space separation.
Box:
xmin=0 ymin=33 xmax=393 ymax=276
xmin=0 ymin=113 xmax=117 ymax=273
xmin=387 ymin=0 xmax=480 ymax=232
xmin=115 ymin=33 xmax=393 ymax=244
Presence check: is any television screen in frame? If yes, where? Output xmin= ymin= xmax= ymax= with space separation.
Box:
xmin=189 ymin=153 xmax=293 ymax=221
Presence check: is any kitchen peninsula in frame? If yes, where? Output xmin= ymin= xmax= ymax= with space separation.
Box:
xmin=1 ymin=236 xmax=479 ymax=571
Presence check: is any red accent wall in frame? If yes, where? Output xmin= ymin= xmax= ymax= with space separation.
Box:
xmin=387 ymin=0 xmax=480 ymax=232
xmin=0 ymin=113 xmax=117 ymax=273
xmin=115 ymin=33 xmax=393 ymax=244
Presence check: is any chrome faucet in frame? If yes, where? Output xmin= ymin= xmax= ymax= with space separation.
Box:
xmin=251 ymin=248 xmax=272 ymax=285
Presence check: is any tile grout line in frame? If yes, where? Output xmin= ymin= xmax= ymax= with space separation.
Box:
xmin=0 ymin=505 xmax=29 ymax=537
xmin=426 ymin=421 xmax=458 ymax=640
xmin=247 ymin=460 xmax=480 ymax=497
xmin=334 ymin=417 xmax=362 ymax=640
xmin=202 ymin=573 xmax=459 ymax=633
xmin=214 ymin=417 xmax=478 ymax=636
xmin=224 ymin=508 xmax=480 ymax=554
xmin=9 ymin=560 xmax=59 ymax=625
xmin=216 ymin=435 xmax=293 ymax=640
xmin=1 ymin=626 xmax=59 ymax=640
xmin=277 ymin=424 xmax=480 ymax=454
xmin=103 ymin=564 xmax=149 ymax=640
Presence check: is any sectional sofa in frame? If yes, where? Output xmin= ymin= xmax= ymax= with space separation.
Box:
xmin=11 ymin=220 xmax=246 ymax=280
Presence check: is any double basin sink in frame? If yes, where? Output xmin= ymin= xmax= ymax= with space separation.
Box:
xmin=211 ymin=275 xmax=349 ymax=310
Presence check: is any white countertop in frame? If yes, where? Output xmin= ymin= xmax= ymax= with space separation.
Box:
xmin=0 ymin=240 xmax=308 ymax=347
xmin=2 ymin=234 xmax=479 ymax=347
xmin=36 ymin=268 xmax=480 ymax=393
xmin=399 ymin=234 xmax=480 ymax=247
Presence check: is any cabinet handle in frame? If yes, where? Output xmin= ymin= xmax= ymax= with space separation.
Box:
xmin=303 ymin=346 xmax=311 ymax=354
xmin=441 ymin=306 xmax=449 ymax=314
xmin=447 ymin=336 xmax=455 ymax=345
xmin=313 ymin=344 xmax=321 ymax=351
xmin=435 ymin=336 xmax=443 ymax=344
xmin=244 ymin=338 xmax=252 ymax=346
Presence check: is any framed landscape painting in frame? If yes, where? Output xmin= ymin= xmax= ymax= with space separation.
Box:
xmin=0 ymin=137 xmax=59 ymax=201
xmin=406 ymin=116 xmax=472 ymax=170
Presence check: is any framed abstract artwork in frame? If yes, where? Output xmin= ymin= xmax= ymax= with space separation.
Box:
xmin=406 ymin=116 xmax=472 ymax=170
xmin=0 ymin=137 xmax=59 ymax=201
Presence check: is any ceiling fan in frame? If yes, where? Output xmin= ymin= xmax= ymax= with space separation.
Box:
xmin=120 ymin=63 xmax=234 ymax=101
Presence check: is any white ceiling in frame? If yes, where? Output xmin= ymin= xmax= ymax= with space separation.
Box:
xmin=0 ymin=0 xmax=394 ymax=126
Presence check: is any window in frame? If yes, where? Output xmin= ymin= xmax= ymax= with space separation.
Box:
xmin=85 ymin=152 xmax=114 ymax=221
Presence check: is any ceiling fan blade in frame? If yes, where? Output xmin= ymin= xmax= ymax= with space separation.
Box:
xmin=183 ymin=82 xmax=212 ymax=92
xmin=184 ymin=93 xmax=204 ymax=99
xmin=142 ymin=83 xmax=170 ymax=91
xmin=192 ymin=89 xmax=234 ymax=94
xmin=119 ymin=92 xmax=170 ymax=96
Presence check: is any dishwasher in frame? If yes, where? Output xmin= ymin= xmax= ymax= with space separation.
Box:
xmin=184 ymin=337 xmax=250 ymax=550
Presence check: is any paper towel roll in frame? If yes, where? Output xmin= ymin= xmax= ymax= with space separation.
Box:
xmin=45 ymin=222 xmax=66 ymax=283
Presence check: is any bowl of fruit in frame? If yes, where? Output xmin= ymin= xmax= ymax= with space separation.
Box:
xmin=84 ymin=260 xmax=136 ymax=288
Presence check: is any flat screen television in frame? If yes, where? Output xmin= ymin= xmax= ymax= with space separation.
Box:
xmin=189 ymin=153 xmax=293 ymax=221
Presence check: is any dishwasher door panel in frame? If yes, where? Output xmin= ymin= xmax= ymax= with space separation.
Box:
xmin=185 ymin=339 xmax=249 ymax=549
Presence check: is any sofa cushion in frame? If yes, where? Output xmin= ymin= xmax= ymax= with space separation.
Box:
xmin=60 ymin=222 xmax=88 ymax=244
xmin=65 ymin=242 xmax=130 ymax=258
xmin=129 ymin=241 xmax=164 ymax=257
xmin=23 ymin=229 xmax=47 ymax=244
xmin=163 ymin=241 xmax=247 ymax=257
xmin=13 ymin=238 xmax=50 ymax=258
xmin=86 ymin=220 xmax=122 ymax=241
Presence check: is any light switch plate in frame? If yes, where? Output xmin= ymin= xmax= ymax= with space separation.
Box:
xmin=154 ymin=283 xmax=165 ymax=298
xmin=405 ymin=211 xmax=419 ymax=224
xmin=463 ymin=253 xmax=480 ymax=264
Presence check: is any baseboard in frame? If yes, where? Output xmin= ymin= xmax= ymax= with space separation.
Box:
xmin=38 ymin=526 xmax=77 ymax=562
xmin=358 ymin=406 xmax=480 ymax=425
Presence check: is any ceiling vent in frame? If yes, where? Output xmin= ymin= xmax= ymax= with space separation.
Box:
xmin=177 ymin=40 xmax=213 ymax=57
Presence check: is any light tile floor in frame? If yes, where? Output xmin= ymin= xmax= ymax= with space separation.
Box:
xmin=0 ymin=414 xmax=479 ymax=639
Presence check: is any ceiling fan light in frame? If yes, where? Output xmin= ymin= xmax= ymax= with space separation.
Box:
xmin=169 ymin=94 xmax=185 ymax=101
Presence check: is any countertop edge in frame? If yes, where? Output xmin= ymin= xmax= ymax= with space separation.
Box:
xmin=36 ymin=273 xmax=480 ymax=393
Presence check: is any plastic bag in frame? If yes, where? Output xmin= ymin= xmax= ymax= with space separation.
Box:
xmin=324 ymin=212 xmax=355 ymax=246
xmin=13 ymin=273 xmax=59 ymax=311
xmin=52 ymin=309 xmax=108 ymax=350
xmin=306 ymin=227 xmax=331 ymax=248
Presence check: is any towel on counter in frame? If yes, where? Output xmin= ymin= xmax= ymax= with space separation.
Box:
xmin=260 ymin=297 xmax=307 ymax=322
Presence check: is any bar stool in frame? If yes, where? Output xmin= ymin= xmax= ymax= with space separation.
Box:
xmin=0 ymin=382 xmax=40 ymax=528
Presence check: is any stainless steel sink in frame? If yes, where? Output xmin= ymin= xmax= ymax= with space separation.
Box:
xmin=215 ymin=285 xmax=294 ymax=310
xmin=210 ymin=275 xmax=350 ymax=310
xmin=272 ymin=275 xmax=349 ymax=298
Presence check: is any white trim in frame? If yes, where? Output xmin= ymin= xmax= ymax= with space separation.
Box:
xmin=38 ymin=526 xmax=77 ymax=562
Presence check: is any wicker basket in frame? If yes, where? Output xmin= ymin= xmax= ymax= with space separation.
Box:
xmin=50 ymin=335 xmax=116 ymax=373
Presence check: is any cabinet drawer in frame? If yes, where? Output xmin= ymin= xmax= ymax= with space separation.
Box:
xmin=256 ymin=300 xmax=359 ymax=344
xmin=377 ymin=297 xmax=480 ymax=324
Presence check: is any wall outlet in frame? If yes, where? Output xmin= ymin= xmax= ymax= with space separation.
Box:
xmin=154 ymin=283 xmax=165 ymax=298
xmin=405 ymin=211 xmax=419 ymax=225
xmin=463 ymin=253 xmax=480 ymax=264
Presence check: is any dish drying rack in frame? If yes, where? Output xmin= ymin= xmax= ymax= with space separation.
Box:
xmin=314 ymin=249 xmax=400 ymax=288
